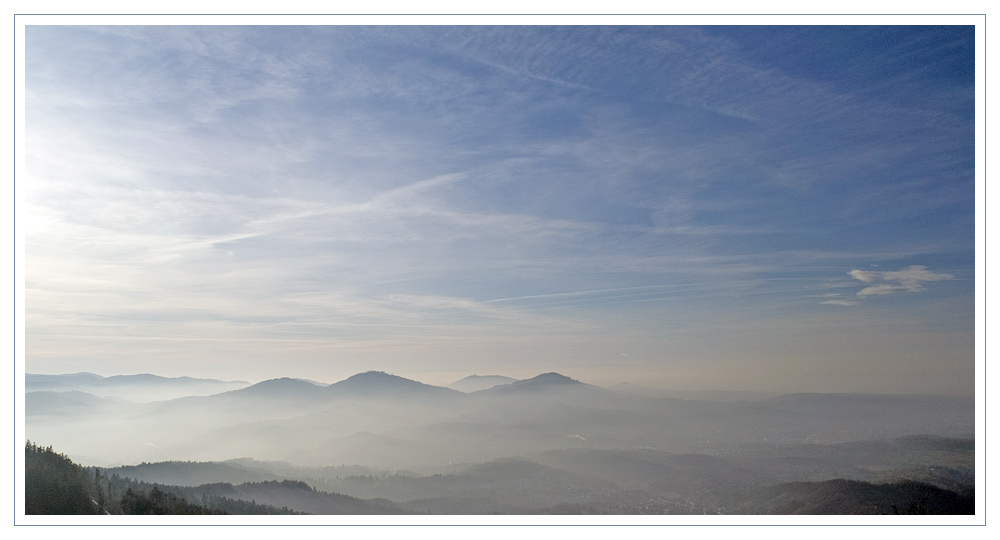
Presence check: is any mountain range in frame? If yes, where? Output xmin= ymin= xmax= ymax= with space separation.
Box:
xmin=24 ymin=369 xmax=976 ymax=515
xmin=96 ymin=435 xmax=974 ymax=515
xmin=25 ymin=369 xmax=975 ymax=472
xmin=26 ymin=372 xmax=250 ymax=403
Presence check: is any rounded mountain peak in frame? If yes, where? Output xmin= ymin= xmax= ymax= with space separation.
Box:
xmin=523 ymin=372 xmax=578 ymax=384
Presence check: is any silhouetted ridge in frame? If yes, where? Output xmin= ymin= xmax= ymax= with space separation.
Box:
xmin=231 ymin=377 xmax=326 ymax=398
xmin=26 ymin=391 xmax=113 ymax=415
xmin=327 ymin=371 xmax=460 ymax=398
xmin=447 ymin=374 xmax=517 ymax=393
xmin=102 ymin=373 xmax=227 ymax=386
xmin=27 ymin=372 xmax=249 ymax=389
xmin=492 ymin=372 xmax=582 ymax=393
xmin=26 ymin=372 xmax=104 ymax=384
xmin=106 ymin=373 xmax=169 ymax=383
xmin=525 ymin=373 xmax=578 ymax=384
xmin=759 ymin=479 xmax=975 ymax=514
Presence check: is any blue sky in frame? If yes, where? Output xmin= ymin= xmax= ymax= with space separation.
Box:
xmin=23 ymin=25 xmax=976 ymax=394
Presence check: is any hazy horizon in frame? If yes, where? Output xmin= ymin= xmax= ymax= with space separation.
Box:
xmin=24 ymin=25 xmax=976 ymax=396
xmin=20 ymin=368 xmax=972 ymax=397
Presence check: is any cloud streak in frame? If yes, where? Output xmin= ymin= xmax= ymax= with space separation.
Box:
xmin=849 ymin=265 xmax=954 ymax=297
xmin=22 ymin=25 xmax=975 ymax=392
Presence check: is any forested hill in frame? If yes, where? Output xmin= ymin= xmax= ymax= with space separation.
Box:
xmin=24 ymin=442 xmax=296 ymax=515
xmin=25 ymin=441 xmax=103 ymax=514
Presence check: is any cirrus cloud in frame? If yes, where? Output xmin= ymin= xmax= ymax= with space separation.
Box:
xmin=848 ymin=265 xmax=953 ymax=297
xmin=821 ymin=298 xmax=862 ymax=307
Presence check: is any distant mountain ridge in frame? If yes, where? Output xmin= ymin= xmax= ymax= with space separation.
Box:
xmin=26 ymin=372 xmax=105 ymax=384
xmin=29 ymin=370 xmax=582 ymax=397
xmin=96 ymin=434 xmax=975 ymax=515
xmin=225 ymin=370 xmax=466 ymax=402
xmin=27 ymin=369 xmax=975 ymax=473
xmin=26 ymin=391 xmax=118 ymax=416
xmin=158 ymin=370 xmax=586 ymax=406
xmin=486 ymin=372 xmax=590 ymax=394
xmin=327 ymin=371 xmax=461 ymax=398
xmin=25 ymin=372 xmax=251 ymax=403
xmin=447 ymin=375 xmax=517 ymax=393
xmin=27 ymin=373 xmax=249 ymax=386
xmin=513 ymin=372 xmax=579 ymax=386
xmin=226 ymin=377 xmax=327 ymax=400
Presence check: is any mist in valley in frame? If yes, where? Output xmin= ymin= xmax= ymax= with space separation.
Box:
xmin=21 ymin=23 xmax=978 ymax=518
xmin=24 ymin=370 xmax=975 ymax=515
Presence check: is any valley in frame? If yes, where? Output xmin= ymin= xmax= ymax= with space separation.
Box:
xmin=24 ymin=370 xmax=976 ymax=515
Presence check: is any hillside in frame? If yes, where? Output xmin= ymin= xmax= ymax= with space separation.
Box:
xmin=25 ymin=441 xmax=102 ymax=514
xmin=26 ymin=373 xmax=249 ymax=403
xmin=326 ymin=371 xmax=462 ymax=399
xmin=102 ymin=435 xmax=976 ymax=515
xmin=25 ymin=442 xmax=402 ymax=515
xmin=448 ymin=375 xmax=517 ymax=393
xmin=25 ymin=370 xmax=975 ymax=470
xmin=735 ymin=479 xmax=975 ymax=514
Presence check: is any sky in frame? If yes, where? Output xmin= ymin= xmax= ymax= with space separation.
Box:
xmin=21 ymin=24 xmax=977 ymax=395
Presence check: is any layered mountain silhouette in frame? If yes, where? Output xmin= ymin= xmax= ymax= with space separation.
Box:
xmin=327 ymin=371 xmax=461 ymax=398
xmin=25 ymin=370 xmax=975 ymax=476
xmin=225 ymin=377 xmax=327 ymax=400
xmin=26 ymin=372 xmax=105 ymax=387
xmin=447 ymin=375 xmax=517 ymax=393
xmin=27 ymin=372 xmax=248 ymax=389
xmin=96 ymin=435 xmax=975 ymax=515
xmin=223 ymin=370 xmax=463 ymax=401
xmin=488 ymin=372 xmax=582 ymax=393
xmin=26 ymin=372 xmax=249 ymax=403
xmin=26 ymin=390 xmax=118 ymax=416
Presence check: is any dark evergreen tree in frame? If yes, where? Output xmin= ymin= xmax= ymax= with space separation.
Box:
xmin=25 ymin=441 xmax=99 ymax=515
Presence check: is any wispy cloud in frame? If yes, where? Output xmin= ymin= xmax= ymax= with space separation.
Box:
xmin=820 ymin=299 xmax=862 ymax=307
xmin=849 ymin=265 xmax=954 ymax=297
xmin=23 ymin=25 xmax=975 ymax=389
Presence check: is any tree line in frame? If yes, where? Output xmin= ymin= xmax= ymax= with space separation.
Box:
xmin=25 ymin=442 xmax=299 ymax=515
